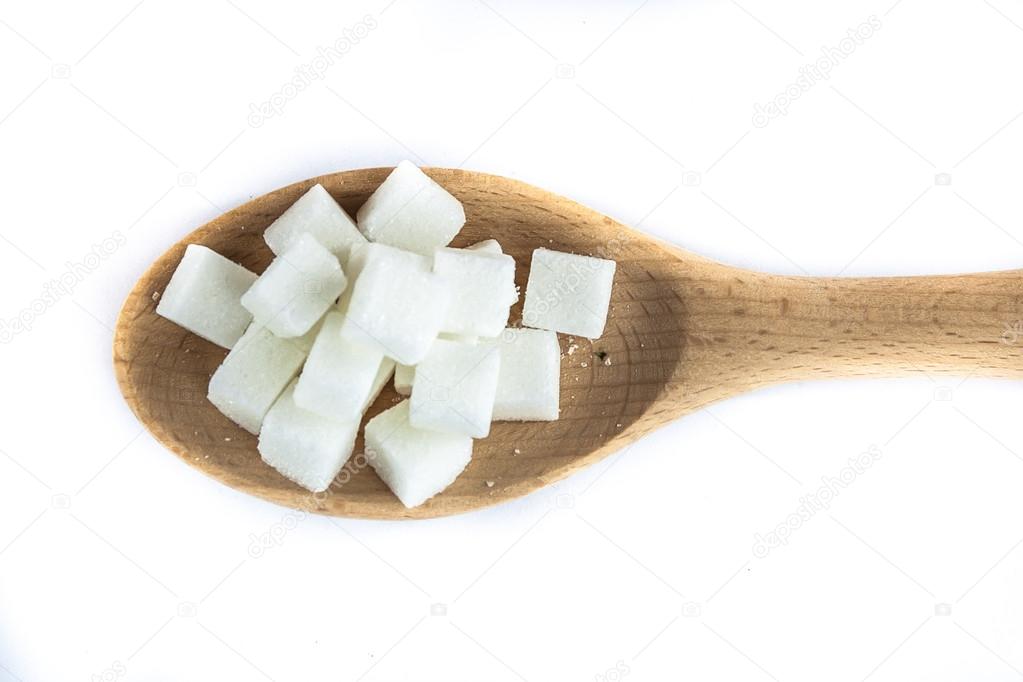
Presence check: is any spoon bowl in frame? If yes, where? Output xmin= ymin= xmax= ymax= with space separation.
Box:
xmin=114 ymin=167 xmax=1023 ymax=519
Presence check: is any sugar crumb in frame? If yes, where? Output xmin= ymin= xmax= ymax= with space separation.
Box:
xmin=485 ymin=480 xmax=495 ymax=488
xmin=513 ymin=448 xmax=521 ymax=455
xmin=151 ymin=291 xmax=160 ymax=301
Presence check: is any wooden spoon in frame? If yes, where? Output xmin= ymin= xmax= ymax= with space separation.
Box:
xmin=114 ymin=167 xmax=1023 ymax=519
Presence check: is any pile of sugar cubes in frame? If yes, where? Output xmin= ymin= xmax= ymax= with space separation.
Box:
xmin=156 ymin=161 xmax=616 ymax=507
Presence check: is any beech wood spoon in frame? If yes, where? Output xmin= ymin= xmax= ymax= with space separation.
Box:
xmin=113 ymin=167 xmax=1023 ymax=519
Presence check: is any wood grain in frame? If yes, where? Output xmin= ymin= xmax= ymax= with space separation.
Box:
xmin=113 ymin=168 xmax=1023 ymax=519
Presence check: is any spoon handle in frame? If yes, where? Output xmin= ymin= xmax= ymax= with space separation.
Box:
xmin=673 ymin=265 xmax=1023 ymax=407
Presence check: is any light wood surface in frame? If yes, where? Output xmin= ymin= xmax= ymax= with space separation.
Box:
xmin=113 ymin=168 xmax=1023 ymax=519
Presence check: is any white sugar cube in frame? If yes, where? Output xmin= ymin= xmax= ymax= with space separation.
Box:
xmin=364 ymin=400 xmax=473 ymax=508
xmin=241 ymin=233 xmax=347 ymax=338
xmin=258 ymin=380 xmax=359 ymax=492
xmin=293 ymin=312 xmax=385 ymax=421
xmin=208 ymin=321 xmax=318 ymax=433
xmin=356 ymin=161 xmax=465 ymax=256
xmin=465 ymin=239 xmax=502 ymax=255
xmin=522 ymin=248 xmax=616 ymax=339
xmin=364 ymin=357 xmax=396 ymax=410
xmin=339 ymin=243 xmax=450 ymax=365
xmin=263 ymin=184 xmax=366 ymax=265
xmin=394 ymin=363 xmax=414 ymax=396
xmin=409 ymin=338 xmax=500 ymax=437
xmin=156 ymin=244 xmax=257 ymax=348
xmin=433 ymin=247 xmax=517 ymax=338
xmin=490 ymin=328 xmax=560 ymax=421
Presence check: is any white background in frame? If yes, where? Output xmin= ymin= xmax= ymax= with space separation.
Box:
xmin=2 ymin=1 xmax=1023 ymax=680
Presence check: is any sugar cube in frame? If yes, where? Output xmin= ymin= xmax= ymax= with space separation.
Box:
xmin=364 ymin=400 xmax=473 ymax=508
xmin=409 ymin=338 xmax=500 ymax=437
xmin=208 ymin=321 xmax=318 ymax=433
xmin=364 ymin=357 xmax=396 ymax=410
xmin=465 ymin=239 xmax=502 ymax=255
xmin=394 ymin=363 xmax=414 ymax=396
xmin=339 ymin=243 xmax=450 ymax=365
xmin=241 ymin=233 xmax=347 ymax=338
xmin=156 ymin=244 xmax=257 ymax=349
xmin=293 ymin=312 xmax=386 ymax=420
xmin=258 ymin=380 xmax=359 ymax=492
xmin=522 ymin=248 xmax=616 ymax=339
xmin=263 ymin=184 xmax=366 ymax=265
xmin=356 ymin=161 xmax=465 ymax=256
xmin=433 ymin=247 xmax=517 ymax=338
xmin=490 ymin=328 xmax=560 ymax=421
